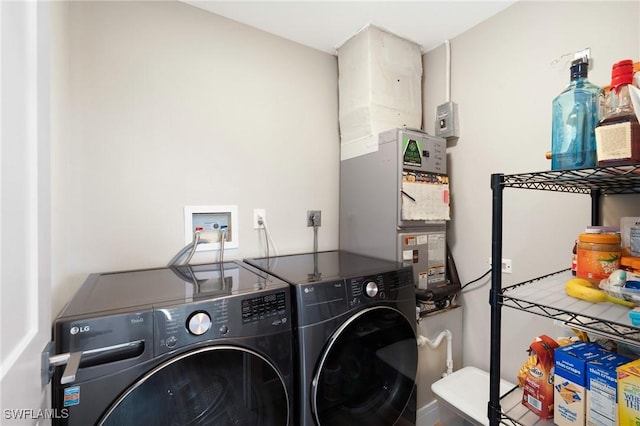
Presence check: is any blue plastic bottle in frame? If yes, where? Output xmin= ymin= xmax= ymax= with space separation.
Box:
xmin=551 ymin=58 xmax=602 ymax=170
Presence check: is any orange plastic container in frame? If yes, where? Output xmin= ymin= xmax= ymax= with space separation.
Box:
xmin=576 ymin=232 xmax=621 ymax=284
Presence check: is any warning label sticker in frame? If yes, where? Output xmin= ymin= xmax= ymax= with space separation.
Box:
xmin=402 ymin=138 xmax=422 ymax=167
xmin=63 ymin=386 xmax=80 ymax=407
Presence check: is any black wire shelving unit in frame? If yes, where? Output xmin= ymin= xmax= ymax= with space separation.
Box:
xmin=489 ymin=165 xmax=640 ymax=426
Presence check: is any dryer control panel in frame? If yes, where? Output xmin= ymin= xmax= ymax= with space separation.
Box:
xmin=294 ymin=267 xmax=414 ymax=327
xmin=347 ymin=269 xmax=414 ymax=307
xmin=348 ymin=271 xmax=397 ymax=304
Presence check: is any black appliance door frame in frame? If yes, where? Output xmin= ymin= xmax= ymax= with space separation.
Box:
xmin=98 ymin=345 xmax=290 ymax=426
xmin=311 ymin=306 xmax=418 ymax=426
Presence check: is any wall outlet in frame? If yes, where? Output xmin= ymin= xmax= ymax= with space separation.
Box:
xmin=489 ymin=257 xmax=512 ymax=274
xmin=253 ymin=208 xmax=266 ymax=230
xmin=307 ymin=210 xmax=321 ymax=227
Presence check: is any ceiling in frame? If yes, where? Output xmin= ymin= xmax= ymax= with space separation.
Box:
xmin=181 ymin=1 xmax=517 ymax=55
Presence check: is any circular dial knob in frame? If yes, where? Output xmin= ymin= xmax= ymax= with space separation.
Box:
xmin=187 ymin=311 xmax=211 ymax=336
xmin=364 ymin=281 xmax=379 ymax=298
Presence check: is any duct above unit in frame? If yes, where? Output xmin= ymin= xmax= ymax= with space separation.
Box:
xmin=337 ymin=24 xmax=423 ymax=161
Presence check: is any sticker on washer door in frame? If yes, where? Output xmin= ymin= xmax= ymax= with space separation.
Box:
xmin=63 ymin=386 xmax=80 ymax=407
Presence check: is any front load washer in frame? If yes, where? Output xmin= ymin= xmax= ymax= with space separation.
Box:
xmin=50 ymin=260 xmax=293 ymax=425
xmin=245 ymin=250 xmax=418 ymax=426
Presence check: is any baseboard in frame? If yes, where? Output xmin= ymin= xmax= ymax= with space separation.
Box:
xmin=416 ymin=400 xmax=439 ymax=426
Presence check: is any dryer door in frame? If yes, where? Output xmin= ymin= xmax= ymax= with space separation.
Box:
xmin=99 ymin=346 xmax=289 ymax=426
xmin=311 ymin=306 xmax=418 ymax=426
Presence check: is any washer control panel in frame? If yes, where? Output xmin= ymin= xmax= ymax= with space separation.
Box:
xmin=241 ymin=291 xmax=287 ymax=324
xmin=154 ymin=289 xmax=289 ymax=355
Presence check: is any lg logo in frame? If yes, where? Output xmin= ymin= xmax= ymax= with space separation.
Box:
xmin=70 ymin=325 xmax=90 ymax=335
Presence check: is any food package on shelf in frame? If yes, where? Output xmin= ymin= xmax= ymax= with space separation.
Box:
xmin=598 ymin=269 xmax=640 ymax=308
xmin=586 ymin=351 xmax=632 ymax=426
xmin=554 ymin=342 xmax=611 ymax=426
xmin=621 ymin=217 xmax=640 ymax=257
xmin=617 ymin=358 xmax=640 ymax=425
xmin=519 ymin=335 xmax=560 ymax=419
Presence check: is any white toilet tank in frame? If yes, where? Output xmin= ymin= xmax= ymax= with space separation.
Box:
xmin=431 ymin=366 xmax=515 ymax=426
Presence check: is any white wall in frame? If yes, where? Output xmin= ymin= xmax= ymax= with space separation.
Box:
xmin=51 ymin=1 xmax=339 ymax=317
xmin=51 ymin=0 xmax=70 ymax=330
xmin=424 ymin=1 xmax=640 ymax=381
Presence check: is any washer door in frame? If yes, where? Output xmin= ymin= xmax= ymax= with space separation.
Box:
xmin=311 ymin=306 xmax=418 ymax=426
xmin=99 ymin=346 xmax=289 ymax=426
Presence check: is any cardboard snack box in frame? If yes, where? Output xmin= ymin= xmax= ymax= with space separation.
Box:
xmin=586 ymin=352 xmax=632 ymax=426
xmin=554 ymin=342 xmax=609 ymax=426
xmin=618 ymin=358 xmax=640 ymax=426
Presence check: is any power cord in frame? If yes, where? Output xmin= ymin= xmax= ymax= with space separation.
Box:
xmin=460 ymin=269 xmax=492 ymax=292
xmin=257 ymin=215 xmax=278 ymax=260
xmin=257 ymin=216 xmax=269 ymax=258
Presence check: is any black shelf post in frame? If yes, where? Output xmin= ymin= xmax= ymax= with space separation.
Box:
xmin=489 ymin=173 xmax=504 ymax=425
xmin=590 ymin=188 xmax=601 ymax=226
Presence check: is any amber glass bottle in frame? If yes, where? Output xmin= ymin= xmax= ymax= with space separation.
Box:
xmin=596 ymin=59 xmax=640 ymax=166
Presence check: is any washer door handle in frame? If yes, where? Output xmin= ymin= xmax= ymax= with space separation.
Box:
xmin=60 ymin=352 xmax=82 ymax=384
xmin=48 ymin=351 xmax=83 ymax=385
xmin=43 ymin=340 xmax=145 ymax=385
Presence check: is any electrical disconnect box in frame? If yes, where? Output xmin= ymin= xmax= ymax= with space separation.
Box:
xmin=435 ymin=101 xmax=459 ymax=139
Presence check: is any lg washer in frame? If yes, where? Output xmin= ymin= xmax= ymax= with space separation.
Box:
xmin=50 ymin=261 xmax=293 ymax=425
xmin=245 ymin=250 xmax=418 ymax=426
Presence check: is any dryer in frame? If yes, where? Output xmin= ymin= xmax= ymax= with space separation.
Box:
xmin=245 ymin=250 xmax=418 ymax=426
xmin=50 ymin=261 xmax=293 ymax=425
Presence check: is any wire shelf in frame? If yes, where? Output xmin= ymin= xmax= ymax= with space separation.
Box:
xmin=500 ymin=270 xmax=640 ymax=346
xmin=498 ymin=165 xmax=640 ymax=194
xmin=497 ymin=270 xmax=639 ymax=425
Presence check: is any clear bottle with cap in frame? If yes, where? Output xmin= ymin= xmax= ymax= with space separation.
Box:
xmin=551 ymin=57 xmax=603 ymax=170
xmin=596 ymin=59 xmax=640 ymax=166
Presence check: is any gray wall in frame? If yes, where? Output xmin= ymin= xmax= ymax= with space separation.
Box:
xmin=423 ymin=1 xmax=640 ymax=381
xmin=51 ymin=1 xmax=339 ymax=317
